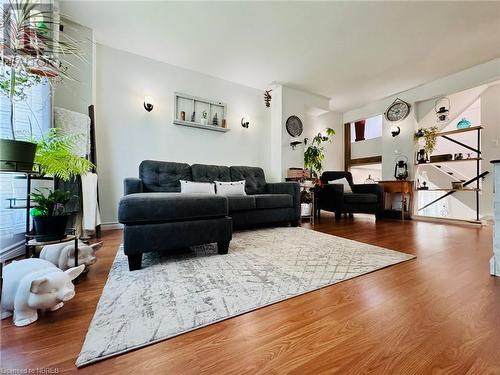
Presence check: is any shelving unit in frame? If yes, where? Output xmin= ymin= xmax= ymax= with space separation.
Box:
xmin=415 ymin=125 xmax=488 ymax=222
xmin=173 ymin=93 xmax=229 ymax=132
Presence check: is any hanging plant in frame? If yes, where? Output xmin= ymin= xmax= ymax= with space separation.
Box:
xmin=303 ymin=127 xmax=335 ymax=179
xmin=420 ymin=127 xmax=439 ymax=155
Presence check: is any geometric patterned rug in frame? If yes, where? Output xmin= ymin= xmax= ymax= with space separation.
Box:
xmin=76 ymin=227 xmax=415 ymax=367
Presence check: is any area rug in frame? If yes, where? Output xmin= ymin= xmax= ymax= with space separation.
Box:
xmin=76 ymin=227 xmax=414 ymax=367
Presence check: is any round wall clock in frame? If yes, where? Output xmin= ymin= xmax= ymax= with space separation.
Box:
xmin=286 ymin=115 xmax=303 ymax=137
xmin=384 ymin=98 xmax=411 ymax=122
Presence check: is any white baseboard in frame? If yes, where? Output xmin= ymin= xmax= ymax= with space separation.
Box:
xmin=412 ymin=215 xmax=486 ymax=227
xmin=0 ymin=241 xmax=25 ymax=262
xmin=100 ymin=223 xmax=124 ymax=231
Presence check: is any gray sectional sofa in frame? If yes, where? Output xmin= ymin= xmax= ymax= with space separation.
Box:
xmin=118 ymin=160 xmax=300 ymax=270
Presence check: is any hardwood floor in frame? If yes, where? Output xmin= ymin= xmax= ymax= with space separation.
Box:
xmin=2 ymin=214 xmax=499 ymax=374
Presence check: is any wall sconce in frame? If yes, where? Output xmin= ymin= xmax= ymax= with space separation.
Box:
xmin=241 ymin=117 xmax=249 ymax=128
xmin=143 ymin=96 xmax=154 ymax=112
xmin=390 ymin=125 xmax=401 ymax=137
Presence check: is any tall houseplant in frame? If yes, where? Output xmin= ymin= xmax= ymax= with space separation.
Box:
xmin=0 ymin=0 xmax=84 ymax=170
xmin=304 ymin=128 xmax=335 ymax=179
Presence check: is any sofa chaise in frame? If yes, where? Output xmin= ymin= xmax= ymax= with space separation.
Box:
xmin=119 ymin=160 xmax=300 ymax=270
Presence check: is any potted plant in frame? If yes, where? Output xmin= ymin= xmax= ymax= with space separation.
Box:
xmin=33 ymin=128 xmax=94 ymax=181
xmin=30 ymin=189 xmax=72 ymax=241
xmin=0 ymin=1 xmax=84 ymax=171
xmin=414 ymin=127 xmax=438 ymax=155
xmin=304 ymin=127 xmax=335 ymax=179
xmin=200 ymin=110 xmax=208 ymax=125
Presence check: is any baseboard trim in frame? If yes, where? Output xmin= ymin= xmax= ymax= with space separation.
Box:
xmin=100 ymin=223 xmax=124 ymax=231
xmin=0 ymin=241 xmax=25 ymax=262
xmin=412 ymin=215 xmax=485 ymax=227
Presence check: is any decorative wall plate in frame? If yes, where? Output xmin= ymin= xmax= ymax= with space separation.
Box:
xmin=384 ymin=98 xmax=411 ymax=122
xmin=286 ymin=115 xmax=303 ymax=137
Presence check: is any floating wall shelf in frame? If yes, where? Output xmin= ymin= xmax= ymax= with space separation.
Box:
xmin=174 ymin=92 xmax=229 ymax=133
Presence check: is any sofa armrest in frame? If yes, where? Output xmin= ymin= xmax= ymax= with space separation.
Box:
xmin=124 ymin=177 xmax=143 ymax=195
xmin=266 ymin=182 xmax=300 ymax=220
xmin=352 ymin=183 xmax=384 ymax=202
xmin=317 ymin=184 xmax=345 ymax=211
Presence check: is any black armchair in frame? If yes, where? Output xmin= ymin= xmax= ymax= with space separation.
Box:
xmin=317 ymin=171 xmax=384 ymax=219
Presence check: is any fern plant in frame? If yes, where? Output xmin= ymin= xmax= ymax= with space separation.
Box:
xmin=33 ymin=128 xmax=94 ymax=181
xmin=304 ymin=127 xmax=335 ymax=179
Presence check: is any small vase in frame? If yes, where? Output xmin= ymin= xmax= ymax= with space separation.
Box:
xmin=200 ymin=118 xmax=208 ymax=125
xmin=456 ymin=118 xmax=471 ymax=129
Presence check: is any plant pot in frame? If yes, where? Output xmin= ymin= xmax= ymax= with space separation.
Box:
xmin=200 ymin=118 xmax=208 ymax=125
xmin=354 ymin=120 xmax=366 ymax=142
xmin=0 ymin=139 xmax=37 ymax=172
xmin=32 ymin=215 xmax=69 ymax=242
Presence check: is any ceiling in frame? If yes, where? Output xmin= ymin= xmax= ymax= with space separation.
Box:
xmin=61 ymin=1 xmax=500 ymax=112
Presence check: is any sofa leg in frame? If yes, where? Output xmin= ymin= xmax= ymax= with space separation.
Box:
xmin=218 ymin=241 xmax=230 ymax=255
xmin=128 ymin=254 xmax=142 ymax=271
xmin=291 ymin=219 xmax=300 ymax=227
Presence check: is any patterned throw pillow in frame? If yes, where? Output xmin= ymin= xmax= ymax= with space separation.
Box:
xmin=214 ymin=180 xmax=247 ymax=196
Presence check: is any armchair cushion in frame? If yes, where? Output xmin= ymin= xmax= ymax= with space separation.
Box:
xmin=344 ymin=193 xmax=378 ymax=204
xmin=352 ymin=183 xmax=384 ymax=202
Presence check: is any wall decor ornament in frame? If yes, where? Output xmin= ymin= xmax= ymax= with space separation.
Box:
xmin=264 ymin=90 xmax=272 ymax=107
xmin=456 ymin=118 xmax=471 ymax=129
xmin=384 ymin=98 xmax=411 ymax=122
xmin=241 ymin=117 xmax=249 ymax=128
xmin=200 ymin=110 xmax=208 ymax=125
xmin=286 ymin=115 xmax=303 ymax=137
xmin=435 ymin=97 xmax=450 ymax=123
xmin=144 ymin=96 xmax=154 ymax=112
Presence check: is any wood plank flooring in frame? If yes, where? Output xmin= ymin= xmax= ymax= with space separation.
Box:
xmin=1 ymin=214 xmax=498 ymax=374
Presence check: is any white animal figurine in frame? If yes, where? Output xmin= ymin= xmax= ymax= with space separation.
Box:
xmin=39 ymin=241 xmax=102 ymax=271
xmin=1 ymin=258 xmax=84 ymax=327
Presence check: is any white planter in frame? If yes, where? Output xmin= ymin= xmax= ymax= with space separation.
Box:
xmin=301 ymin=203 xmax=312 ymax=217
xmin=200 ymin=118 xmax=208 ymax=125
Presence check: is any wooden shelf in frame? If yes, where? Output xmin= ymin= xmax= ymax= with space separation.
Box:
xmin=415 ymin=157 xmax=481 ymax=166
xmin=173 ymin=120 xmax=230 ymax=132
xmin=438 ymin=126 xmax=483 ymax=137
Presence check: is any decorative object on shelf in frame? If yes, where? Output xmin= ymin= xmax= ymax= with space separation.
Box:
xmin=456 ymin=118 xmax=471 ymax=129
xmin=40 ymin=241 xmax=102 ymax=271
xmin=365 ymin=174 xmax=377 ymax=184
xmin=416 ymin=149 xmax=428 ymax=164
xmin=213 ymin=113 xmax=218 ymax=126
xmin=451 ymin=181 xmax=464 ymax=190
xmin=0 ymin=1 xmax=85 ymax=172
xmin=221 ymin=119 xmax=227 ymax=128
xmin=264 ymin=89 xmax=272 ymax=107
xmin=143 ymin=96 xmax=154 ymax=112
xmin=394 ymin=155 xmax=409 ymax=181
xmin=241 ymin=117 xmax=249 ymax=128
xmin=414 ymin=127 xmax=438 ymax=155
xmin=417 ymin=179 xmax=429 ymax=190
xmin=454 ymin=153 xmax=464 ymax=160
xmin=290 ymin=141 xmax=302 ymax=149
xmin=191 ymin=111 xmax=196 ymax=122
xmin=435 ymin=97 xmax=450 ymax=122
xmin=180 ymin=111 xmax=186 ymax=121
xmin=384 ymin=98 xmax=411 ymax=122
xmin=1 ymin=258 xmax=84 ymax=327
xmin=390 ymin=124 xmax=401 ymax=137
xmin=430 ymin=154 xmax=453 ymax=163
xmin=200 ymin=110 xmax=208 ymax=125
xmin=354 ymin=120 xmax=366 ymax=141
xmin=304 ymin=128 xmax=335 ymax=179
xmin=286 ymin=115 xmax=303 ymax=137
xmin=30 ymin=189 xmax=72 ymax=241
xmin=287 ymin=168 xmax=311 ymax=180
xmin=466 ymin=153 xmax=472 ymax=159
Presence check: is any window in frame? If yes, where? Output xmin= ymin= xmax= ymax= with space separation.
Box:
xmin=350 ymin=115 xmax=383 ymax=142
xmin=0 ymin=78 xmax=51 ymax=257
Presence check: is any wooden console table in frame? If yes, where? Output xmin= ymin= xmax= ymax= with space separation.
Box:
xmin=378 ymin=180 xmax=414 ymax=220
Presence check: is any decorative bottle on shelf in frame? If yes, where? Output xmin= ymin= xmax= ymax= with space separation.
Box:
xmin=213 ymin=113 xmax=218 ymax=126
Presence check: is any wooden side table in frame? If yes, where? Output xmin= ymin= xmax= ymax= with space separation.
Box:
xmin=378 ymin=180 xmax=414 ymax=220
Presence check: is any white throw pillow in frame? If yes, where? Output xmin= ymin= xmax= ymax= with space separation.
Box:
xmin=215 ymin=180 xmax=247 ymax=196
xmin=180 ymin=180 xmax=215 ymax=195
xmin=328 ymin=178 xmax=353 ymax=193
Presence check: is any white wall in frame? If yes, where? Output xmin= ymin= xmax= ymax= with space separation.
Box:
xmin=95 ymin=45 xmax=270 ymax=224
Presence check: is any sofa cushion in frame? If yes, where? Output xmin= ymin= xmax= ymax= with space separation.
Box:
xmin=140 ymin=160 xmax=191 ymax=192
xmin=227 ymin=196 xmax=256 ymax=211
xmin=118 ymin=193 xmax=228 ymax=224
xmin=253 ymin=194 xmax=293 ymax=209
xmin=344 ymin=193 xmax=378 ymax=204
xmin=230 ymin=166 xmax=267 ymax=195
xmin=192 ymin=164 xmax=231 ymax=183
